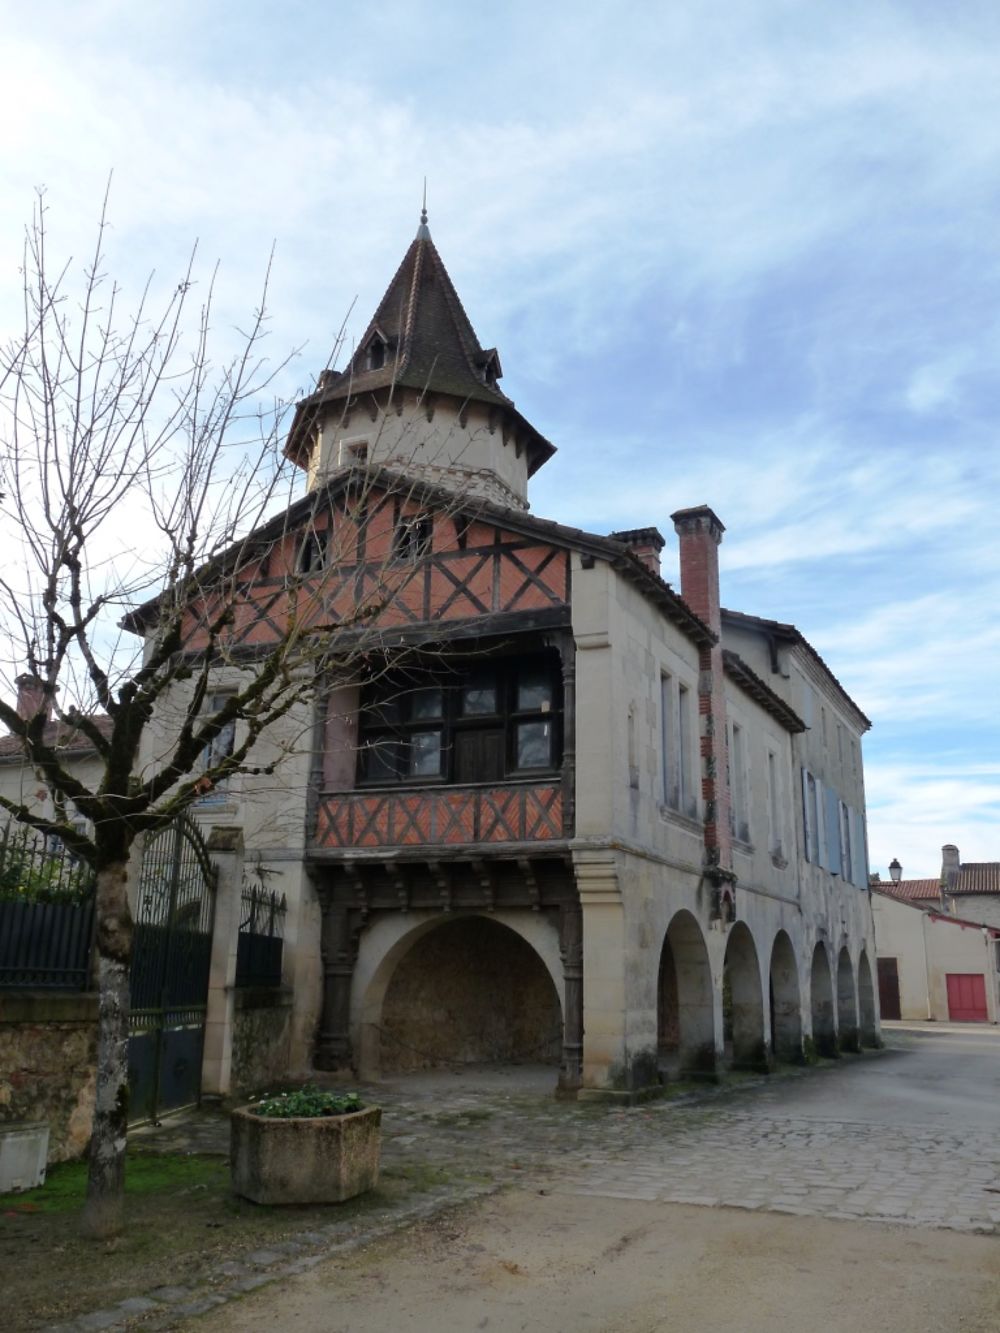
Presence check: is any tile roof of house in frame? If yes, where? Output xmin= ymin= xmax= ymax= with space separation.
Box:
xmin=876 ymin=888 xmax=1000 ymax=935
xmin=954 ymin=863 xmax=1000 ymax=894
xmin=0 ymin=714 xmax=112 ymax=763
xmin=283 ymin=216 xmax=555 ymax=477
xmin=872 ymin=878 xmax=941 ymax=903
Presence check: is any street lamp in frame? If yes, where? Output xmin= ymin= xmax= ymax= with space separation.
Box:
xmin=888 ymin=858 xmax=902 ymax=884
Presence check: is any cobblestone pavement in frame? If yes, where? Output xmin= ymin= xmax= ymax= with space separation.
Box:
xmin=135 ymin=1028 xmax=1000 ymax=1235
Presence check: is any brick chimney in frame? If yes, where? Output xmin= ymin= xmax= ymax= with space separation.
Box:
xmin=15 ymin=673 xmax=54 ymax=724
xmin=670 ymin=505 xmax=725 ymax=635
xmin=670 ymin=505 xmax=732 ymax=888
xmin=609 ymin=527 xmax=665 ymax=578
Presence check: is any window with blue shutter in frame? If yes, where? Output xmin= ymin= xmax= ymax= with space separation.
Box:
xmin=825 ymin=784 xmax=841 ymax=875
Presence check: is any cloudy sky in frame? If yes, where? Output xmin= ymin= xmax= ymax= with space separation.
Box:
xmin=2 ymin=0 xmax=998 ymax=877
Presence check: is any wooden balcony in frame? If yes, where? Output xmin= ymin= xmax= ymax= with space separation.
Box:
xmin=313 ymin=781 xmax=564 ymax=850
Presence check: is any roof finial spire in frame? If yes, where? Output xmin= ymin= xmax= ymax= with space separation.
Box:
xmin=417 ymin=178 xmax=430 ymax=239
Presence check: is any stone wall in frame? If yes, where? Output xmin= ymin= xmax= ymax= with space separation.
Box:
xmin=230 ymin=987 xmax=294 ymax=1097
xmin=0 ymin=992 xmax=97 ymax=1163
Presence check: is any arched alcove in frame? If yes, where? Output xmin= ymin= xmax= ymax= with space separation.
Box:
xmin=769 ymin=930 xmax=803 ymax=1063
xmin=837 ymin=947 xmax=860 ymax=1052
xmin=658 ymin=910 xmax=716 ymax=1078
xmin=368 ymin=915 xmax=562 ymax=1075
xmin=809 ymin=941 xmax=837 ymax=1058
xmin=857 ymin=950 xmax=879 ymax=1048
xmin=723 ymin=923 xmax=768 ymax=1071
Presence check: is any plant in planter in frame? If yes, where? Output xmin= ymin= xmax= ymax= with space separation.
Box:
xmin=231 ymin=1088 xmax=381 ymax=1205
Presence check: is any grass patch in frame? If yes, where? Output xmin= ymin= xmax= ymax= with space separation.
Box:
xmin=0 ymin=1144 xmax=451 ymax=1333
xmin=0 ymin=1153 xmax=225 ymax=1215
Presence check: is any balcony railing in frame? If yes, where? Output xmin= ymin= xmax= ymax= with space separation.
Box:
xmin=314 ymin=781 xmax=564 ymax=850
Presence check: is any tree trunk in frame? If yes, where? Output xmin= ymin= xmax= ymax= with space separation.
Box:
xmin=81 ymin=861 xmax=133 ymax=1240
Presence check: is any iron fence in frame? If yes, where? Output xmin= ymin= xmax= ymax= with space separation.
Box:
xmin=0 ymin=823 xmax=96 ymax=989
xmin=235 ymin=884 xmax=286 ymax=988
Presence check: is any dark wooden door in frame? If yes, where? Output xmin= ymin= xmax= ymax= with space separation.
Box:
xmin=877 ymin=957 xmax=901 ymax=1020
xmin=946 ymin=973 xmax=988 ymax=1022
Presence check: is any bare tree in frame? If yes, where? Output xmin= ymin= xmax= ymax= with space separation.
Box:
xmin=0 ymin=193 xmax=473 ymax=1238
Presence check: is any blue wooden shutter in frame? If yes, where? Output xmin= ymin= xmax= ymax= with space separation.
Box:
xmin=825 ymin=785 xmax=841 ymax=875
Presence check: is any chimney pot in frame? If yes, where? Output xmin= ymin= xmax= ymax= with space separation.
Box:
xmin=609 ymin=527 xmax=665 ymax=578
xmin=14 ymin=673 xmax=55 ymax=725
xmin=941 ymin=843 xmax=961 ymax=893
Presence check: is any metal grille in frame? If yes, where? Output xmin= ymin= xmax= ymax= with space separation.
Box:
xmin=128 ymin=816 xmax=216 ymax=1123
xmin=0 ymin=824 xmax=96 ymax=990
xmin=235 ymin=885 xmax=285 ymax=988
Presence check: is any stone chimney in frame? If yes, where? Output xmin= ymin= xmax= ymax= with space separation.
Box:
xmin=609 ymin=527 xmax=666 ymax=577
xmin=670 ymin=505 xmax=732 ymax=890
xmin=940 ymin=844 xmax=961 ymax=909
xmin=670 ymin=505 xmax=725 ymax=636
xmin=15 ymin=673 xmax=54 ymax=725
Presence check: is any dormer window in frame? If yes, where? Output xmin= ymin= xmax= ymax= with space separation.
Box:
xmin=365 ymin=331 xmax=388 ymax=371
xmin=477 ymin=348 xmax=502 ymax=388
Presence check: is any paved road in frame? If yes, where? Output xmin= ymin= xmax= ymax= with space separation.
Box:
xmin=190 ymin=1193 xmax=1000 ymax=1333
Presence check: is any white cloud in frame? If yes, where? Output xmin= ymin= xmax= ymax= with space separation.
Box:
xmin=3 ymin=0 xmax=1000 ymax=856
xmin=865 ymin=759 xmax=1000 ymax=875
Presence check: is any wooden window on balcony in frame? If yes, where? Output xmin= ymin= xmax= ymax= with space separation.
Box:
xmin=357 ymin=655 xmax=561 ymax=787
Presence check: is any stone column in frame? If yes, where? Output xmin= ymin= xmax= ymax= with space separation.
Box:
xmin=201 ymin=825 xmax=244 ymax=1098
xmin=573 ymin=850 xmax=626 ymax=1092
xmin=314 ymin=887 xmax=361 ymax=1071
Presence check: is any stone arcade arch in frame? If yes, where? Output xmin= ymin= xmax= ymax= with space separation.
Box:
xmin=723 ymin=922 xmax=768 ymax=1071
xmin=857 ymin=950 xmax=878 ymax=1047
xmin=837 ymin=947 xmax=860 ymax=1052
xmin=809 ymin=941 xmax=837 ymax=1057
xmin=658 ymin=910 xmax=716 ymax=1077
xmin=355 ymin=913 xmax=563 ymax=1081
xmin=768 ymin=930 xmax=803 ymax=1063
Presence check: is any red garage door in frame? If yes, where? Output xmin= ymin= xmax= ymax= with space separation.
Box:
xmin=946 ymin=973 xmax=988 ymax=1023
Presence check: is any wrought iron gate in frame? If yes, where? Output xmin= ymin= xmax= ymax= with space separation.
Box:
xmin=128 ymin=816 xmax=217 ymax=1123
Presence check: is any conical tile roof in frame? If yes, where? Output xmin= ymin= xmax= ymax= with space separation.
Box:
xmin=285 ymin=215 xmax=554 ymax=475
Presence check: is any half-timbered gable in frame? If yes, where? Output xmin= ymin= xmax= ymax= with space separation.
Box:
xmin=170 ymin=470 xmax=573 ymax=661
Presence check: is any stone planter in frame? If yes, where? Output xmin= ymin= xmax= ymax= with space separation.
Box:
xmin=230 ymin=1104 xmax=381 ymax=1205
